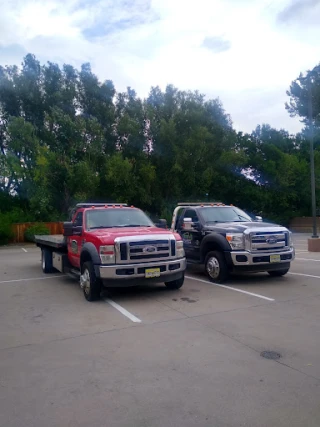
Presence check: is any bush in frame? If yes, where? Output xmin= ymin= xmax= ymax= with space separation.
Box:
xmin=0 ymin=214 xmax=14 ymax=245
xmin=24 ymin=224 xmax=50 ymax=242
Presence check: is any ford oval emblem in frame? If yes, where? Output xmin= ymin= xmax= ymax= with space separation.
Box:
xmin=266 ymin=237 xmax=277 ymax=245
xmin=143 ymin=245 xmax=156 ymax=253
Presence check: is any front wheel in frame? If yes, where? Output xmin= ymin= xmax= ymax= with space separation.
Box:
xmin=165 ymin=275 xmax=184 ymax=290
xmin=204 ymin=251 xmax=229 ymax=283
xmin=80 ymin=261 xmax=102 ymax=301
xmin=268 ymin=268 xmax=290 ymax=277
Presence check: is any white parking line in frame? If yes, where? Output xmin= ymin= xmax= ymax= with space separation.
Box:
xmin=21 ymin=248 xmax=28 ymax=252
xmin=104 ymin=298 xmax=142 ymax=323
xmin=185 ymin=275 xmax=275 ymax=301
xmin=296 ymin=258 xmax=320 ymax=262
xmin=0 ymin=275 xmax=66 ymax=284
xmin=289 ymin=272 xmax=320 ymax=279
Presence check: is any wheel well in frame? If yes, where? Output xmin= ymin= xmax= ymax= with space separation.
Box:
xmin=201 ymin=242 xmax=224 ymax=263
xmin=80 ymin=251 xmax=92 ymax=267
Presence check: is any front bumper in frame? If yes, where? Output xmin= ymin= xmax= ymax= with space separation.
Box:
xmin=230 ymin=248 xmax=295 ymax=266
xmin=98 ymin=257 xmax=186 ymax=280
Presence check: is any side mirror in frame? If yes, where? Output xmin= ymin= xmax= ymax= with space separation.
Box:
xmin=63 ymin=222 xmax=73 ymax=236
xmin=157 ymin=219 xmax=167 ymax=229
xmin=63 ymin=221 xmax=82 ymax=236
xmin=255 ymin=216 xmax=263 ymax=222
xmin=183 ymin=218 xmax=193 ymax=230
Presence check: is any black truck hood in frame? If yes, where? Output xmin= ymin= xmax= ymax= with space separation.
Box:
xmin=203 ymin=221 xmax=283 ymax=234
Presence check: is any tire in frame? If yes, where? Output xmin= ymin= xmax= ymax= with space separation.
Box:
xmin=41 ymin=248 xmax=53 ymax=274
xmin=204 ymin=251 xmax=229 ymax=283
xmin=80 ymin=261 xmax=102 ymax=302
xmin=165 ymin=274 xmax=185 ymax=290
xmin=268 ymin=268 xmax=290 ymax=277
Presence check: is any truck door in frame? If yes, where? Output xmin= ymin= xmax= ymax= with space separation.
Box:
xmin=178 ymin=209 xmax=202 ymax=261
xmin=68 ymin=211 xmax=83 ymax=268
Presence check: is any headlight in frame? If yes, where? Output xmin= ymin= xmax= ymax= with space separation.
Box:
xmin=100 ymin=245 xmax=115 ymax=264
xmin=226 ymin=233 xmax=244 ymax=250
xmin=289 ymin=231 xmax=293 ymax=247
xmin=176 ymin=240 xmax=185 ymax=258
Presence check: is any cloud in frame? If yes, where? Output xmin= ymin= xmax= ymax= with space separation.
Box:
xmin=277 ymin=0 xmax=320 ymax=23
xmin=202 ymin=36 xmax=231 ymax=53
xmin=0 ymin=0 xmax=319 ymax=134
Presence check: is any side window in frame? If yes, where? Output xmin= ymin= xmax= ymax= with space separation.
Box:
xmin=73 ymin=212 xmax=83 ymax=227
xmin=184 ymin=209 xmax=199 ymax=222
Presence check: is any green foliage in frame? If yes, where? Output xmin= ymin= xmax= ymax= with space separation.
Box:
xmin=24 ymin=224 xmax=50 ymax=243
xmin=0 ymin=213 xmax=14 ymax=244
xmin=0 ymin=53 xmax=319 ymax=231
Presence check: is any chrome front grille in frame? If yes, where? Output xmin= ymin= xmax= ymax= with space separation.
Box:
xmin=249 ymin=231 xmax=289 ymax=252
xmin=115 ymin=234 xmax=176 ymax=264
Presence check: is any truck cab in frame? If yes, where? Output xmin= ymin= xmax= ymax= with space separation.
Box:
xmin=171 ymin=202 xmax=295 ymax=282
xmin=36 ymin=203 xmax=186 ymax=301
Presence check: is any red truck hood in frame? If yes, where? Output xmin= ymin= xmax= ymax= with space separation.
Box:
xmin=89 ymin=227 xmax=180 ymax=244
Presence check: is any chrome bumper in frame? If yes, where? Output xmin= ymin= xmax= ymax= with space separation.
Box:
xmin=230 ymin=248 xmax=295 ymax=266
xmin=99 ymin=258 xmax=186 ymax=280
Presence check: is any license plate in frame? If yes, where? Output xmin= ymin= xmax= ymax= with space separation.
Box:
xmin=145 ymin=268 xmax=161 ymax=278
xmin=270 ymin=254 xmax=281 ymax=263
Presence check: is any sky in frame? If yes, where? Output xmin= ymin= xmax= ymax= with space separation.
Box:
xmin=0 ymin=0 xmax=320 ymax=134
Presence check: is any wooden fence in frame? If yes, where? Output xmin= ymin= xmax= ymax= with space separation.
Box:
xmin=289 ymin=217 xmax=320 ymax=233
xmin=11 ymin=222 xmax=64 ymax=244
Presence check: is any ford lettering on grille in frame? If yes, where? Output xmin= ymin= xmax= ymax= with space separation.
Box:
xmin=143 ymin=246 xmax=156 ymax=253
xmin=266 ymin=237 xmax=277 ymax=245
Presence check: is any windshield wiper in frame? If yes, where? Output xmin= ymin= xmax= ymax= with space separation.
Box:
xmin=117 ymin=224 xmax=152 ymax=228
xmin=89 ymin=226 xmax=113 ymax=230
xmin=89 ymin=224 xmax=153 ymax=230
xmin=237 ymin=214 xmax=250 ymax=221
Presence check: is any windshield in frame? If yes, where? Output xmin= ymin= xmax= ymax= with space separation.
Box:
xmin=85 ymin=209 xmax=154 ymax=230
xmin=199 ymin=207 xmax=252 ymax=223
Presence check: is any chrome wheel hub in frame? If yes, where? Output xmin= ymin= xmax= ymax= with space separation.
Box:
xmin=80 ymin=269 xmax=90 ymax=295
xmin=206 ymin=257 xmax=220 ymax=279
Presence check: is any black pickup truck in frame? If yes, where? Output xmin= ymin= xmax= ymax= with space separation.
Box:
xmin=170 ymin=202 xmax=295 ymax=282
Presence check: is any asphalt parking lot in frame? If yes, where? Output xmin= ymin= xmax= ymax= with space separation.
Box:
xmin=1 ymin=233 xmax=320 ymax=427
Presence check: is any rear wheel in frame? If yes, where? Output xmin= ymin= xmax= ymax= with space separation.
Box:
xmin=41 ymin=249 xmax=53 ymax=274
xmin=268 ymin=268 xmax=289 ymax=277
xmin=165 ymin=275 xmax=184 ymax=290
xmin=205 ymin=251 xmax=229 ymax=283
xmin=80 ymin=261 xmax=102 ymax=302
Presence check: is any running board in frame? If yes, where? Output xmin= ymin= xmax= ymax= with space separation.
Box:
xmin=70 ymin=269 xmax=80 ymax=276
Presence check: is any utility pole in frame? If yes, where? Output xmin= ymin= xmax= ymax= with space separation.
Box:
xmin=308 ymin=78 xmax=318 ymax=238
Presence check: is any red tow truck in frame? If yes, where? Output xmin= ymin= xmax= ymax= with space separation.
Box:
xmin=35 ymin=203 xmax=186 ymax=301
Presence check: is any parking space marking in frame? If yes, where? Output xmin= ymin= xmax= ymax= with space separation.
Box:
xmin=185 ymin=275 xmax=275 ymax=301
xmin=296 ymin=258 xmax=320 ymax=262
xmin=21 ymin=248 xmax=28 ymax=253
xmin=0 ymin=275 xmax=66 ymax=284
xmin=289 ymin=272 xmax=320 ymax=279
xmin=104 ymin=298 xmax=142 ymax=323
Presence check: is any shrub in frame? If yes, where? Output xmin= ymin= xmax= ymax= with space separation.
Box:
xmin=0 ymin=214 xmax=14 ymax=245
xmin=24 ymin=224 xmax=50 ymax=242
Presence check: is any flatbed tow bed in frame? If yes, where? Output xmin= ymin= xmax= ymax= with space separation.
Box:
xmin=35 ymin=235 xmax=67 ymax=250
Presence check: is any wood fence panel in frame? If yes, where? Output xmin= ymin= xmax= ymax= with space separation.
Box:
xmin=289 ymin=217 xmax=320 ymax=233
xmin=11 ymin=222 xmax=64 ymax=243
